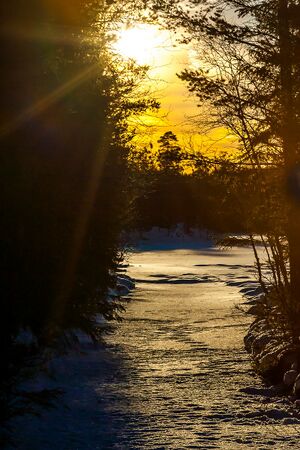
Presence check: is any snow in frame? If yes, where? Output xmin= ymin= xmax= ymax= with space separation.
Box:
xmin=5 ymin=232 xmax=300 ymax=449
xmin=126 ymin=225 xmax=212 ymax=251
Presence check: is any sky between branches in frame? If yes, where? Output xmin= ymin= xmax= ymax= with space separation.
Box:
xmin=113 ymin=23 xmax=237 ymax=156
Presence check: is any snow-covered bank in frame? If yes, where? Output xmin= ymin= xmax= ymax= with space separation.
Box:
xmin=243 ymin=297 xmax=300 ymax=404
xmin=0 ymin=271 xmax=136 ymax=446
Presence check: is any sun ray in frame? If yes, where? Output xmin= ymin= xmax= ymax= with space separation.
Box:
xmin=0 ymin=64 xmax=99 ymax=138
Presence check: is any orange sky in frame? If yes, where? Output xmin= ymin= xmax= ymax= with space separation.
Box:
xmin=113 ymin=24 xmax=237 ymax=156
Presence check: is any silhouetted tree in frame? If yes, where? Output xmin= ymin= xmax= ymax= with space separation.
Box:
xmin=157 ymin=131 xmax=183 ymax=173
xmin=0 ymin=0 xmax=158 ymax=398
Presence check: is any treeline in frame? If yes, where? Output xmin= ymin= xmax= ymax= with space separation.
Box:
xmin=135 ymin=170 xmax=283 ymax=233
xmin=132 ymin=132 xmax=284 ymax=234
xmin=0 ymin=0 xmax=156 ymax=421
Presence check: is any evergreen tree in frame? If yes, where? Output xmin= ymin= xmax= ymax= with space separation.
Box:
xmin=157 ymin=131 xmax=183 ymax=173
xmin=0 ymin=0 xmax=158 ymax=368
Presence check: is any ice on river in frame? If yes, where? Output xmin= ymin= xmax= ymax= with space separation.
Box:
xmin=6 ymin=237 xmax=300 ymax=449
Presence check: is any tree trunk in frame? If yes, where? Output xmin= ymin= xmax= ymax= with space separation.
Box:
xmin=278 ymin=0 xmax=300 ymax=317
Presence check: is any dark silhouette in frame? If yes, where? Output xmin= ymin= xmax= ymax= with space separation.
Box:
xmin=0 ymin=1 xmax=157 ymax=431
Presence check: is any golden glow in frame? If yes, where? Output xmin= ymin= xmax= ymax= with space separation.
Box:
xmin=114 ymin=24 xmax=238 ymax=157
xmin=113 ymin=25 xmax=171 ymax=66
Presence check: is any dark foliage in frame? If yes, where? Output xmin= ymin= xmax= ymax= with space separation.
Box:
xmin=0 ymin=1 xmax=146 ymax=429
xmin=133 ymin=148 xmax=283 ymax=234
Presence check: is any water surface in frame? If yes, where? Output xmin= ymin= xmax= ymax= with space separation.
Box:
xmin=8 ymin=244 xmax=300 ymax=449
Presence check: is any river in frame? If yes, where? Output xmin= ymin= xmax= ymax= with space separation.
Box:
xmin=7 ymin=241 xmax=300 ymax=449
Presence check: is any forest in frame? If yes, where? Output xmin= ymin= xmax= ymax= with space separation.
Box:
xmin=1 ymin=0 xmax=300 ymax=448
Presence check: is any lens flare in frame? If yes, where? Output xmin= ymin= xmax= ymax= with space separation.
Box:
xmin=113 ymin=24 xmax=171 ymax=66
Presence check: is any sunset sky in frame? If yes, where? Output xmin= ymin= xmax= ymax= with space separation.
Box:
xmin=113 ymin=23 xmax=237 ymax=156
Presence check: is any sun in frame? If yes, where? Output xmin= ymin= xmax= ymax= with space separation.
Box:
xmin=113 ymin=24 xmax=171 ymax=66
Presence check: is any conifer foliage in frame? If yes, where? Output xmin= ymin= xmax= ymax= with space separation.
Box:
xmin=0 ymin=1 xmax=152 ymax=370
